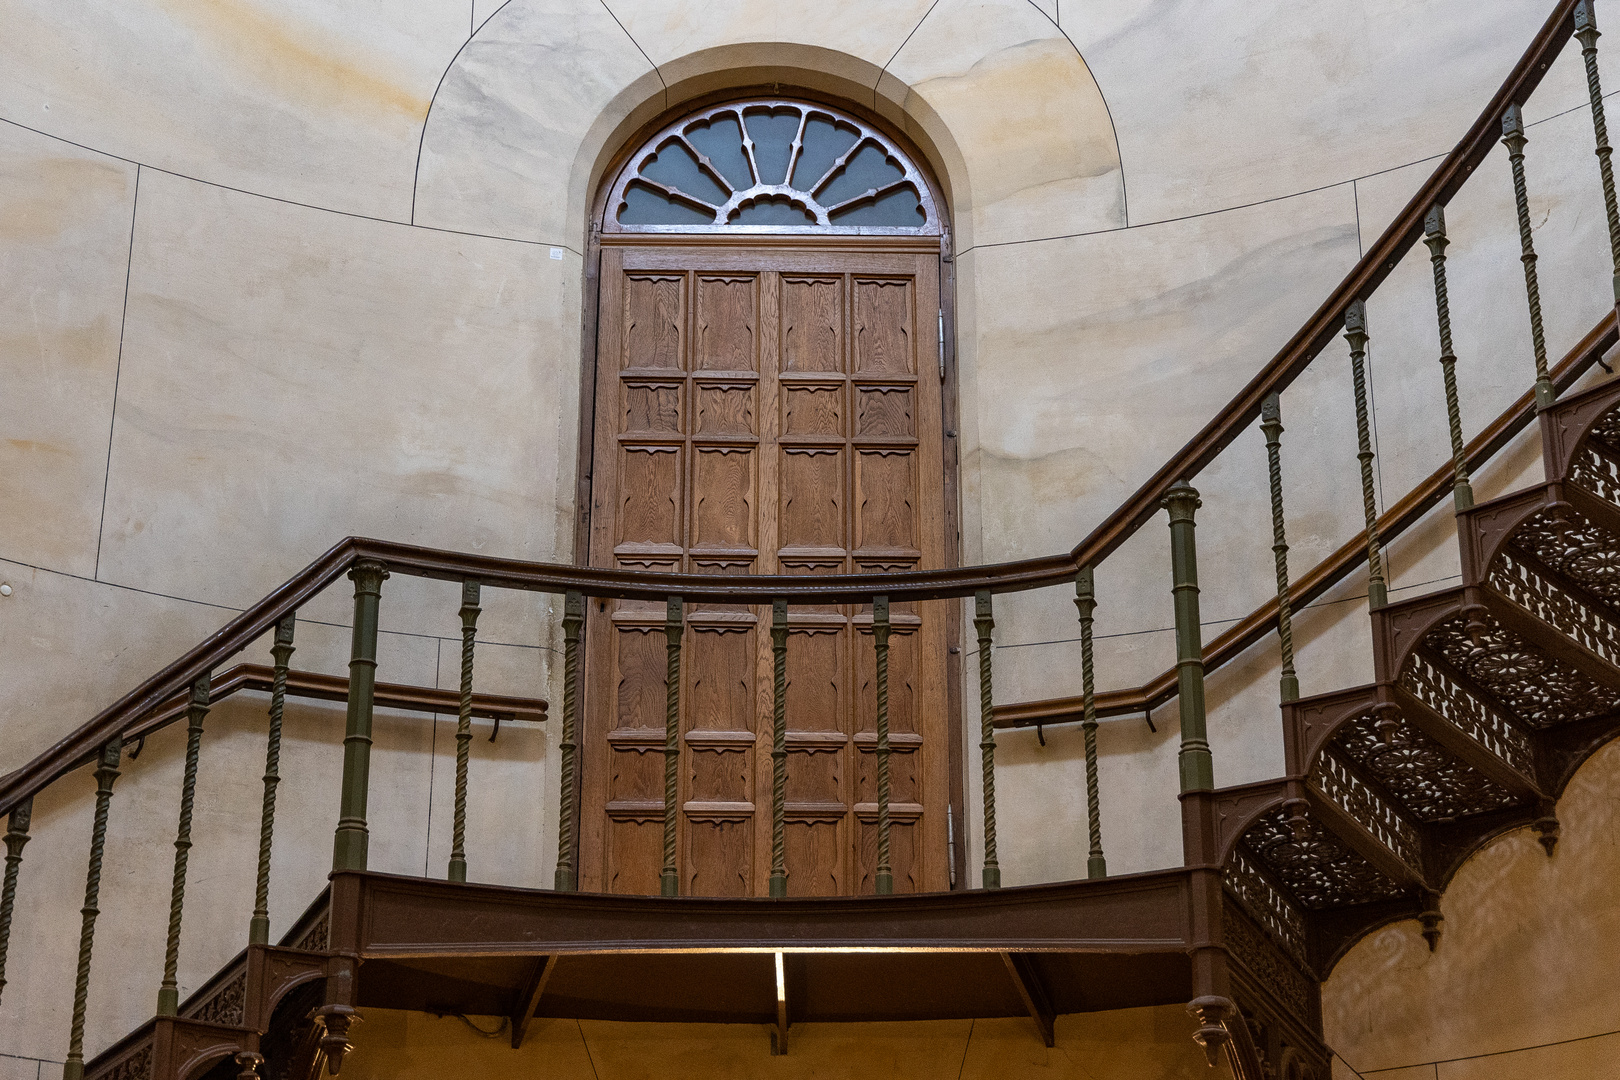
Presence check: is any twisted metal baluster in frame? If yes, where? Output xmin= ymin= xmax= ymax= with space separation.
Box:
xmin=973 ymin=592 xmax=1000 ymax=890
xmin=661 ymin=596 xmax=683 ymax=898
xmin=1503 ymin=104 xmax=1557 ymax=408
xmin=0 ymin=797 xmax=33 ymax=1007
xmin=1422 ymin=206 xmax=1476 ymax=510
xmin=554 ymin=591 xmax=582 ymax=892
xmin=158 ymin=673 xmax=211 ymax=1016
xmin=63 ymin=737 xmax=121 ymax=1080
xmin=769 ymin=599 xmax=788 ymax=899
xmin=1576 ymin=1 xmax=1620 ymax=306
xmin=449 ymin=580 xmax=481 ymax=883
xmin=1073 ymin=569 xmax=1105 ymax=879
xmin=251 ymin=614 xmax=295 ymax=946
xmin=873 ymin=596 xmax=893 ymax=896
xmin=1344 ymin=301 xmax=1388 ymax=609
xmin=1260 ymin=395 xmax=1300 ymax=702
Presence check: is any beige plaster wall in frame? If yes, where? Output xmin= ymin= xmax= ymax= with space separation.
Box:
xmin=3 ymin=0 xmax=1620 ymax=1068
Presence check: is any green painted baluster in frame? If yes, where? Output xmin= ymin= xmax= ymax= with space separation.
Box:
xmin=449 ymin=580 xmax=481 ymax=883
xmin=332 ymin=560 xmax=388 ymax=873
xmin=1164 ymin=482 xmax=1213 ymax=794
xmin=1344 ymin=301 xmax=1388 ymax=610
xmin=873 ymin=596 xmax=894 ymax=896
xmin=63 ymin=737 xmax=121 ymax=1080
xmin=1575 ymin=1 xmax=1620 ymax=305
xmin=157 ymin=674 xmax=211 ymax=1016
xmin=1073 ymin=568 xmax=1106 ymax=879
xmin=0 ymin=797 xmax=33 ymax=1007
xmin=1503 ymin=104 xmax=1557 ymax=408
xmin=974 ymin=591 xmax=1000 ymax=890
xmin=250 ymin=614 xmax=295 ymax=946
xmin=769 ymin=599 xmax=789 ymax=899
xmin=1422 ymin=207 xmax=1475 ymax=511
xmin=661 ymin=596 xmax=683 ymax=898
xmin=1260 ymin=394 xmax=1301 ymax=703
xmin=554 ymin=591 xmax=582 ymax=893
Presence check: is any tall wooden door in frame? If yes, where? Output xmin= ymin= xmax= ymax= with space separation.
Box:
xmin=581 ymin=239 xmax=951 ymax=897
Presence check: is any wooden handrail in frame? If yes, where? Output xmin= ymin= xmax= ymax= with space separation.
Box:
xmin=0 ymin=0 xmax=1587 ymax=817
xmin=995 ymin=311 xmax=1618 ymax=729
xmin=124 ymin=662 xmax=547 ymax=747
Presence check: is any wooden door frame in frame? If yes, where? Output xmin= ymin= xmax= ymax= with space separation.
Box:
xmin=569 ymin=94 xmax=967 ymax=892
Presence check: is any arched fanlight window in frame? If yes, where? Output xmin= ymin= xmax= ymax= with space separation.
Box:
xmin=605 ymin=99 xmax=941 ymax=234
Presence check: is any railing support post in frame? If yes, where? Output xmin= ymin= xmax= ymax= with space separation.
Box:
xmin=661 ymin=596 xmax=683 ymax=898
xmin=1345 ymin=300 xmax=1388 ymax=610
xmin=1260 ymin=395 xmax=1300 ymax=703
xmin=1073 ymin=569 xmax=1106 ymax=879
xmin=250 ymin=614 xmax=295 ymax=946
xmin=449 ymin=580 xmax=481 ymax=883
xmin=0 ymin=797 xmax=33 ymax=1008
xmin=872 ymin=596 xmax=894 ymax=896
xmin=158 ymin=673 xmax=211 ymax=1016
xmin=1422 ymin=206 xmax=1475 ymax=511
xmin=974 ymin=591 xmax=1000 ymax=890
xmin=769 ymin=599 xmax=789 ymax=899
xmin=554 ymin=591 xmax=582 ymax=893
xmin=1575 ymin=1 xmax=1620 ymax=307
xmin=63 ymin=737 xmax=121 ymax=1080
xmin=332 ymin=560 xmax=387 ymax=873
xmin=1503 ymin=103 xmax=1557 ymax=409
xmin=1165 ymin=481 xmax=1213 ymax=794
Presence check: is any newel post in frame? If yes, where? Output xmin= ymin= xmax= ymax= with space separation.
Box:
xmin=332 ymin=560 xmax=387 ymax=873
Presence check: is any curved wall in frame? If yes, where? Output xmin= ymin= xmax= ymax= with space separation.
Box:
xmin=2 ymin=0 xmax=1620 ymax=1068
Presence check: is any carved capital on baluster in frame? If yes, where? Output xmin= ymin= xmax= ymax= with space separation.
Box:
xmin=1186 ymin=995 xmax=1235 ymax=1067
xmin=1576 ymin=0 xmax=1600 ymax=48
xmin=1343 ymin=298 xmax=1369 ymax=351
xmin=1502 ymin=102 xmax=1528 ymax=155
xmin=346 ymin=559 xmax=389 ymax=594
xmin=235 ymin=1051 xmax=265 ymax=1079
xmin=1161 ymin=479 xmax=1203 ymax=522
xmin=1423 ymin=203 xmax=1449 ymax=255
xmin=317 ymin=1004 xmax=360 ymax=1075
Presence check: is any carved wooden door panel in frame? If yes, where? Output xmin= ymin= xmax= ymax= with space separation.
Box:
xmin=582 ymin=241 xmax=949 ymax=898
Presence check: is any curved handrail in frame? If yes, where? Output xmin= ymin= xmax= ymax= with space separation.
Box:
xmin=997 ymin=311 xmax=1619 ymax=728
xmin=0 ymin=0 xmax=1586 ymax=818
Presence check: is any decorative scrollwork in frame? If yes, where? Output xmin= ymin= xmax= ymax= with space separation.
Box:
xmin=1221 ymin=897 xmax=1314 ymax=1021
xmin=187 ymin=969 xmax=247 ymax=1027
xmin=1424 ymin=613 xmax=1620 ymax=727
xmin=1308 ymin=752 xmax=1421 ymax=872
xmin=1492 ymin=548 xmax=1620 ymax=669
xmin=1242 ymin=809 xmax=1405 ymax=910
xmin=1331 ymin=709 xmax=1518 ymax=822
xmin=93 ymin=1042 xmax=152 ymax=1080
xmin=1223 ymin=846 xmax=1308 ymax=966
xmin=1511 ymin=509 xmax=1620 ymax=604
xmin=294 ymin=913 xmax=328 ymax=954
xmin=1571 ymin=442 xmax=1620 ymax=505
xmin=1400 ymin=652 xmax=1532 ymax=771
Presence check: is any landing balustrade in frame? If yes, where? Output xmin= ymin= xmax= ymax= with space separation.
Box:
xmin=6 ymin=3 xmax=1620 ymax=1078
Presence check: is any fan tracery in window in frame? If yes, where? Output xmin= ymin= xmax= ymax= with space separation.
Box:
xmin=606 ymin=100 xmax=939 ymax=233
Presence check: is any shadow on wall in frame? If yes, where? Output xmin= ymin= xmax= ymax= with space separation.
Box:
xmin=1324 ymin=738 xmax=1620 ymax=1078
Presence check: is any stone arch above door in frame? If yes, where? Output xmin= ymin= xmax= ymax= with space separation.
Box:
xmin=411 ymin=0 xmax=1125 ymax=254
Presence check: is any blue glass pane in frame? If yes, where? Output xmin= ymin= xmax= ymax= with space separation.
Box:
xmin=640 ymin=139 xmax=728 ymax=206
xmin=793 ymin=114 xmax=860 ymax=192
xmin=619 ymin=181 xmax=717 ymax=225
xmin=828 ymin=184 xmax=925 ymax=227
xmin=743 ymin=109 xmax=801 ymax=185
xmin=686 ymin=114 xmax=751 ymax=191
xmin=818 ymin=142 xmax=906 ymax=208
xmin=730 ymin=196 xmax=816 ymax=225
